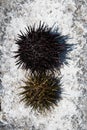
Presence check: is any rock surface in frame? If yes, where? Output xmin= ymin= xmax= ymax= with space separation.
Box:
xmin=0 ymin=0 xmax=87 ymax=130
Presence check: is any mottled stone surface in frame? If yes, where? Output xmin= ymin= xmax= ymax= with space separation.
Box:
xmin=0 ymin=0 xmax=87 ymax=130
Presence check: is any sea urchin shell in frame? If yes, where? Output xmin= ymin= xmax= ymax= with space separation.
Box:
xmin=15 ymin=22 xmax=68 ymax=73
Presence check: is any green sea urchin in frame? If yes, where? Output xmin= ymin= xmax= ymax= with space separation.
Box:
xmin=19 ymin=73 xmax=62 ymax=112
xmin=15 ymin=22 xmax=69 ymax=73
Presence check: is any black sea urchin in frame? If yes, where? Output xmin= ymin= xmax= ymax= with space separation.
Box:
xmin=19 ymin=73 xmax=62 ymax=112
xmin=15 ymin=22 xmax=69 ymax=73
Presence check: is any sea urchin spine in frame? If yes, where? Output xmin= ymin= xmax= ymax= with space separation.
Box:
xmin=15 ymin=22 xmax=69 ymax=73
xmin=19 ymin=73 xmax=62 ymax=112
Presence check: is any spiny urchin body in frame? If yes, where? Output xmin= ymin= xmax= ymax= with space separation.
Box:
xmin=15 ymin=22 xmax=69 ymax=73
xmin=19 ymin=73 xmax=62 ymax=112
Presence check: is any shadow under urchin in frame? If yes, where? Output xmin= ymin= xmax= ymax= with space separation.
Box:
xmin=14 ymin=21 xmax=70 ymax=73
xmin=19 ymin=73 xmax=62 ymax=112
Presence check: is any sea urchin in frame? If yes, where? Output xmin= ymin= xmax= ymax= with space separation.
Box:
xmin=15 ymin=22 xmax=68 ymax=73
xmin=19 ymin=73 xmax=62 ymax=112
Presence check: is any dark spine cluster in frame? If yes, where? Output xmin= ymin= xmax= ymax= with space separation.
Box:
xmin=15 ymin=22 xmax=69 ymax=74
